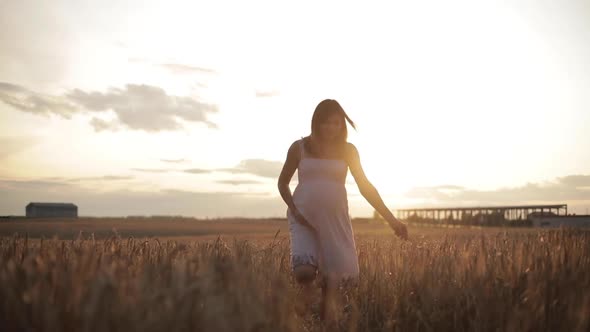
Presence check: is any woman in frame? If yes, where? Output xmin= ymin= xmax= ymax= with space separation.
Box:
xmin=277 ymin=99 xmax=408 ymax=323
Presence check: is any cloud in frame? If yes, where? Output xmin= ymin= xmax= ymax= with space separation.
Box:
xmin=0 ymin=82 xmax=78 ymax=118
xmin=183 ymin=168 xmax=212 ymax=174
xmin=556 ymin=175 xmax=590 ymax=187
xmin=0 ymin=179 xmax=72 ymax=191
xmin=0 ymin=82 xmax=26 ymax=93
xmin=67 ymin=84 xmax=218 ymax=132
xmin=128 ymin=159 xmax=283 ymax=180
xmin=131 ymin=168 xmax=172 ymax=173
xmin=158 ymin=63 xmax=217 ymax=75
xmin=67 ymin=175 xmax=134 ymax=182
xmin=178 ymin=159 xmax=283 ymax=179
xmin=216 ymin=179 xmax=264 ymax=186
xmin=89 ymin=117 xmax=120 ymax=132
xmin=434 ymin=185 xmax=465 ymax=190
xmin=0 ymin=176 xmax=133 ymax=191
xmin=160 ymin=158 xmax=189 ymax=164
xmin=0 ymin=179 xmax=285 ymax=218
xmin=255 ymin=90 xmax=280 ymax=98
xmin=404 ymin=174 xmax=590 ymax=205
xmin=1 ymin=82 xmax=219 ymax=132
xmin=133 ymin=159 xmax=284 ymax=178
xmin=219 ymin=159 xmax=283 ymax=179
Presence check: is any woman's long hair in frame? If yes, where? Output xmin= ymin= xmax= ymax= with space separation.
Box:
xmin=306 ymin=99 xmax=356 ymax=157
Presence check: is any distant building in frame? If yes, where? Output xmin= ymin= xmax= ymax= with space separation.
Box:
xmin=529 ymin=215 xmax=590 ymax=228
xmin=26 ymin=202 xmax=78 ymax=218
xmin=396 ymin=204 xmax=569 ymax=227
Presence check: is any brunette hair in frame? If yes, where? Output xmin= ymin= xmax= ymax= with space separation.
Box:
xmin=310 ymin=99 xmax=356 ymax=142
xmin=305 ymin=99 xmax=356 ymax=157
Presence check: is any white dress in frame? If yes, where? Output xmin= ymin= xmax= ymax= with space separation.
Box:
xmin=287 ymin=139 xmax=360 ymax=282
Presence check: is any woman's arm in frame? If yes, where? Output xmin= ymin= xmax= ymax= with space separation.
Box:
xmin=277 ymin=141 xmax=300 ymax=212
xmin=277 ymin=141 xmax=314 ymax=229
xmin=346 ymin=143 xmax=408 ymax=239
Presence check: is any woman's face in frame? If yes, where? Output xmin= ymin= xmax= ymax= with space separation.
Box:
xmin=319 ymin=113 xmax=344 ymax=142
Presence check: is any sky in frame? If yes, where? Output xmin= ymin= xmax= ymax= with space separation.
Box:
xmin=1 ymin=0 xmax=589 ymax=217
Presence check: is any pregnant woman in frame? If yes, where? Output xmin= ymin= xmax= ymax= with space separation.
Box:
xmin=277 ymin=99 xmax=408 ymax=324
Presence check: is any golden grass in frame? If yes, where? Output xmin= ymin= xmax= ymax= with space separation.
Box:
xmin=0 ymin=220 xmax=588 ymax=331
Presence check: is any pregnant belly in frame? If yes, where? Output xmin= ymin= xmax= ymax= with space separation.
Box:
xmin=293 ymin=181 xmax=348 ymax=212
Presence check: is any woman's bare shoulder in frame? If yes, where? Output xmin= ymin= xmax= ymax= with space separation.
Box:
xmin=287 ymin=138 xmax=304 ymax=157
xmin=345 ymin=142 xmax=359 ymax=155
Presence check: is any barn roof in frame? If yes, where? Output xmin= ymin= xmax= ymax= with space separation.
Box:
xmin=26 ymin=202 xmax=77 ymax=208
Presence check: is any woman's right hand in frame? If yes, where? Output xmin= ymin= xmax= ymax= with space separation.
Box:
xmin=290 ymin=208 xmax=315 ymax=230
xmin=389 ymin=219 xmax=408 ymax=240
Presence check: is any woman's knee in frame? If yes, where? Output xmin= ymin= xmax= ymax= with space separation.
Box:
xmin=293 ymin=264 xmax=317 ymax=284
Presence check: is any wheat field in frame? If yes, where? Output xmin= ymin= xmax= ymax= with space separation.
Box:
xmin=0 ymin=219 xmax=588 ymax=331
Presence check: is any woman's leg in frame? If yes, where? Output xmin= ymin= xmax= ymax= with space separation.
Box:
xmin=293 ymin=264 xmax=317 ymax=314
xmin=319 ymin=276 xmax=340 ymax=325
xmin=294 ymin=264 xmax=317 ymax=285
